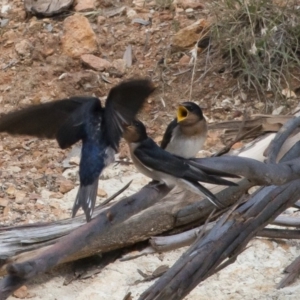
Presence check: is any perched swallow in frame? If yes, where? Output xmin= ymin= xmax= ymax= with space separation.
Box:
xmin=123 ymin=120 xmax=237 ymax=208
xmin=161 ymin=102 xmax=207 ymax=158
xmin=0 ymin=79 xmax=155 ymax=221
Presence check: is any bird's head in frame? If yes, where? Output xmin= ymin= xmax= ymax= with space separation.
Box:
xmin=123 ymin=119 xmax=148 ymax=143
xmin=177 ymin=102 xmax=204 ymax=125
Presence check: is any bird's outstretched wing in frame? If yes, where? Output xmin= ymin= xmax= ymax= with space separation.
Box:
xmin=160 ymin=118 xmax=177 ymax=149
xmin=0 ymin=96 xmax=97 ymax=140
xmin=55 ymin=98 xmax=101 ymax=149
xmin=104 ymin=79 xmax=155 ymax=150
xmin=134 ymin=138 xmax=237 ymax=186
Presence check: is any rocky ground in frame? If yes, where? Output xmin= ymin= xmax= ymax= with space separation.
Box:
xmin=1 ymin=0 xmax=300 ymax=299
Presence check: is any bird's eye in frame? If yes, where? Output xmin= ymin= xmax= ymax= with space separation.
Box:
xmin=188 ymin=106 xmax=193 ymax=111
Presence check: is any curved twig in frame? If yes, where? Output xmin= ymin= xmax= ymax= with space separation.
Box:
xmin=192 ymin=156 xmax=300 ymax=185
xmin=266 ymin=116 xmax=300 ymax=163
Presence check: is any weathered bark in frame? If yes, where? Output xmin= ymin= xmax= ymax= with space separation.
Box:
xmin=150 ymin=223 xmax=300 ymax=253
xmin=277 ymin=255 xmax=300 ymax=289
xmin=266 ymin=116 xmax=300 ymax=163
xmin=139 ymin=181 xmax=300 ymax=300
xmin=0 ymin=182 xmax=250 ymax=275
xmin=258 ymin=228 xmax=300 ymax=239
xmin=0 ymin=183 xmax=170 ymax=299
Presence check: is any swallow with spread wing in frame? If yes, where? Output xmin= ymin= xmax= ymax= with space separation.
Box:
xmin=0 ymin=79 xmax=155 ymax=221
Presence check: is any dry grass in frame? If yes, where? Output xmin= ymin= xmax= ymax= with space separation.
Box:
xmin=201 ymin=0 xmax=300 ymax=102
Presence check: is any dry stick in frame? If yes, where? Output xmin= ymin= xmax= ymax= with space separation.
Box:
xmin=213 ymin=124 xmax=261 ymax=157
xmin=139 ymin=180 xmax=300 ymax=300
xmin=150 ymin=222 xmax=216 ymax=252
xmin=273 ymin=216 xmax=300 ymax=227
xmin=98 ymin=180 xmax=132 ymax=207
xmin=213 ymin=110 xmax=253 ymax=157
xmin=279 ymin=140 xmax=300 ymax=163
xmin=258 ymin=228 xmax=300 ymax=239
xmin=191 ymin=156 xmax=300 ymax=185
xmin=175 ymin=149 xmax=300 ymax=227
xmin=0 ymin=183 xmax=170 ymax=300
xmin=277 ymin=256 xmax=300 ymax=289
xmin=267 ymin=115 xmax=300 ymax=163
xmin=151 ymin=224 xmax=300 ymax=253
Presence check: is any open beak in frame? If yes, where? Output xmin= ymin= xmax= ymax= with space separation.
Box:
xmin=177 ymin=105 xmax=189 ymax=123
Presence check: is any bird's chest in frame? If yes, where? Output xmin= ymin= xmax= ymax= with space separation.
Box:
xmin=167 ymin=127 xmax=206 ymax=158
xmin=129 ymin=144 xmax=161 ymax=181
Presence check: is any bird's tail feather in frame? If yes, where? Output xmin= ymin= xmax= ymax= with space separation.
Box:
xmin=198 ymin=174 xmax=238 ymax=186
xmin=188 ymin=159 xmax=240 ymax=178
xmin=72 ymin=179 xmax=99 ymax=222
xmin=179 ymin=179 xmax=225 ymax=208
xmin=186 ymin=165 xmax=238 ymax=186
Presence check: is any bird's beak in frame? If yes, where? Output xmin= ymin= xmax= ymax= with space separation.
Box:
xmin=177 ymin=105 xmax=189 ymax=123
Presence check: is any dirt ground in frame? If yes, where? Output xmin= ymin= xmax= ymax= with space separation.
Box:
xmin=1 ymin=0 xmax=300 ymax=299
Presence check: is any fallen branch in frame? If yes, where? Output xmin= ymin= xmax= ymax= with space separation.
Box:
xmin=209 ymin=114 xmax=293 ymax=143
xmin=0 ymin=183 xmax=171 ymax=299
xmin=139 ymin=180 xmax=300 ymax=300
xmin=258 ymin=228 xmax=300 ymax=239
xmin=151 ymin=218 xmax=300 ymax=253
xmin=266 ymin=115 xmax=300 ymax=163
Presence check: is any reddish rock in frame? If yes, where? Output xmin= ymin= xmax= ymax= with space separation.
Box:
xmin=97 ymin=188 xmax=107 ymax=197
xmin=75 ymin=0 xmax=95 ymax=11
xmin=59 ymin=179 xmax=75 ymax=194
xmin=13 ymin=286 xmax=28 ymax=299
xmin=172 ymin=19 xmax=210 ymax=49
xmin=178 ymin=54 xmax=190 ymax=65
xmin=61 ymin=14 xmax=98 ymax=58
xmin=81 ymin=54 xmax=112 ymax=71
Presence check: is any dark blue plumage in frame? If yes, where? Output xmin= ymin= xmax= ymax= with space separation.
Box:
xmin=73 ymin=117 xmax=113 ymax=220
xmin=0 ymin=79 xmax=155 ymax=221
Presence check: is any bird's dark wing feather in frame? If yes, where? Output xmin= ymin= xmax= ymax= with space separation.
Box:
xmin=134 ymin=139 xmax=237 ymax=186
xmin=56 ymin=98 xmax=102 ymax=149
xmin=134 ymin=138 xmax=191 ymax=177
xmin=0 ymin=97 xmax=96 ymax=139
xmin=160 ymin=118 xmax=177 ymax=149
xmin=188 ymin=159 xmax=240 ymax=178
xmin=181 ymin=179 xmax=224 ymax=208
xmin=104 ymin=79 xmax=155 ymax=150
